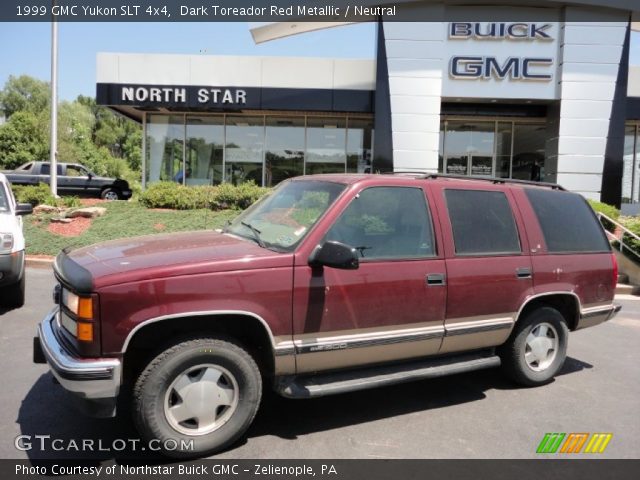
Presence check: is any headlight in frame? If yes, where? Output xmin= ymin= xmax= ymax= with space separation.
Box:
xmin=61 ymin=289 xmax=93 ymax=319
xmin=60 ymin=288 xmax=95 ymax=342
xmin=0 ymin=233 xmax=13 ymax=253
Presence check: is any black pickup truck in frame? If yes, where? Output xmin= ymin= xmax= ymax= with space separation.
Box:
xmin=3 ymin=162 xmax=132 ymax=200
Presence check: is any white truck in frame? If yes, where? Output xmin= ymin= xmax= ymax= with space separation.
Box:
xmin=0 ymin=173 xmax=33 ymax=308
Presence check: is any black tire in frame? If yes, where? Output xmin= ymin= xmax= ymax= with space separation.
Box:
xmin=1 ymin=272 xmax=25 ymax=309
xmin=133 ymin=336 xmax=262 ymax=458
xmin=101 ymin=188 xmax=121 ymax=200
xmin=499 ymin=307 xmax=568 ymax=387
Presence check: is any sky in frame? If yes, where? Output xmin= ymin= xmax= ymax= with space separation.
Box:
xmin=0 ymin=22 xmax=637 ymax=101
xmin=0 ymin=22 xmax=376 ymax=101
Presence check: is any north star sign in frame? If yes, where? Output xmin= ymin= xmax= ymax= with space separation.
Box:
xmin=120 ymin=86 xmax=247 ymax=106
xmin=448 ymin=22 xmax=554 ymax=81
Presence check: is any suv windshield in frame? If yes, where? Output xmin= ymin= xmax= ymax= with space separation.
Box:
xmin=225 ymin=180 xmax=346 ymax=251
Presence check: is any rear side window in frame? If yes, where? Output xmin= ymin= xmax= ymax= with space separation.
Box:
xmin=445 ymin=189 xmax=521 ymax=255
xmin=525 ymin=189 xmax=610 ymax=253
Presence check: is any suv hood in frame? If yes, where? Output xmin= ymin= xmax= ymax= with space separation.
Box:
xmin=60 ymin=230 xmax=293 ymax=290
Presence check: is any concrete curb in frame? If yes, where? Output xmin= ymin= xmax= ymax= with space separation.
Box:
xmin=26 ymin=256 xmax=55 ymax=268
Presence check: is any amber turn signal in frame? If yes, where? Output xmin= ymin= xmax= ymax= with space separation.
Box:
xmin=76 ymin=322 xmax=94 ymax=342
xmin=77 ymin=297 xmax=93 ymax=320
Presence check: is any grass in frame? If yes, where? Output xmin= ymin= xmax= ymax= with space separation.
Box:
xmin=23 ymin=201 xmax=240 ymax=256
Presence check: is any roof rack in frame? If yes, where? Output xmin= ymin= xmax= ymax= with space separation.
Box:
xmin=383 ymin=171 xmax=565 ymax=191
xmin=422 ymin=173 xmax=565 ymax=190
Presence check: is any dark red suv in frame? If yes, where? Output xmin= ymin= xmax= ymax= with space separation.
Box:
xmin=34 ymin=173 xmax=620 ymax=457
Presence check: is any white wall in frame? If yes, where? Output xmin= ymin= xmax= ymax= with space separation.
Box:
xmin=97 ymin=53 xmax=375 ymax=91
xmin=552 ymin=7 xmax=628 ymax=200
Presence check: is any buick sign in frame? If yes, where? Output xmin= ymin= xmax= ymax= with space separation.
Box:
xmin=448 ymin=22 xmax=555 ymax=82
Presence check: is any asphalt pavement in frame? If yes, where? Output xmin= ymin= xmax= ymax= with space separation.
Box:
xmin=0 ymin=267 xmax=638 ymax=460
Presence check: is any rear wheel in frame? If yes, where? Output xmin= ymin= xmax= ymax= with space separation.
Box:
xmin=500 ymin=307 xmax=568 ymax=387
xmin=101 ymin=188 xmax=121 ymax=201
xmin=133 ymin=337 xmax=262 ymax=458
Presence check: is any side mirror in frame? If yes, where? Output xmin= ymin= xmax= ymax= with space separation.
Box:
xmin=309 ymin=241 xmax=359 ymax=270
xmin=87 ymin=172 xmax=93 ymax=179
xmin=15 ymin=203 xmax=33 ymax=216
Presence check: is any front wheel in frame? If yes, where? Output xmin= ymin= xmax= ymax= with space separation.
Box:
xmin=101 ymin=188 xmax=121 ymax=201
xmin=499 ymin=307 xmax=568 ymax=387
xmin=133 ymin=337 xmax=262 ymax=458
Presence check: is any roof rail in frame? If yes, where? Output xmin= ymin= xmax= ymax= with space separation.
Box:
xmin=421 ymin=173 xmax=565 ymax=191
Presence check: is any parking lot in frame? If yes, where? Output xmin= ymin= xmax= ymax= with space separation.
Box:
xmin=1 ymin=267 xmax=639 ymax=460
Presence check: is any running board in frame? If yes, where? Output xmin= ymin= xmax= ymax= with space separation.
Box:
xmin=275 ymin=351 xmax=501 ymax=399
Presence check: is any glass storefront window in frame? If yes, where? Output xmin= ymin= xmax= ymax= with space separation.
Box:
xmin=146 ymin=115 xmax=184 ymax=184
xmin=306 ymin=117 xmax=347 ymax=175
xmin=225 ymin=116 xmax=264 ymax=185
xmin=511 ymin=124 xmax=546 ymax=181
xmin=622 ymin=124 xmax=638 ymax=204
xmin=264 ymin=117 xmax=305 ymax=187
xmin=186 ymin=116 xmax=224 ymax=186
xmin=495 ymin=122 xmax=513 ymax=179
xmin=444 ymin=121 xmax=495 ymax=176
xmin=144 ymin=114 xmax=372 ymax=188
xmin=346 ymin=118 xmax=374 ymax=173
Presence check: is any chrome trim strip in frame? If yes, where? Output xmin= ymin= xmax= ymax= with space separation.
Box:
xmin=516 ymin=291 xmax=582 ymax=322
xmin=445 ymin=319 xmax=514 ymax=337
xmin=294 ymin=328 xmax=444 ymax=354
xmin=121 ymin=310 xmax=279 ymax=353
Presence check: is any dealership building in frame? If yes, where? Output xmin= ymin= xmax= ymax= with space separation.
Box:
xmin=96 ymin=1 xmax=640 ymax=210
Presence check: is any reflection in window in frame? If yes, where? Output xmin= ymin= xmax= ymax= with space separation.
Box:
xmin=306 ymin=117 xmax=347 ymax=175
xmin=225 ymin=116 xmax=264 ymax=186
xmin=511 ymin=124 xmax=546 ymax=181
xmin=326 ymin=187 xmax=435 ymax=259
xmin=186 ymin=116 xmax=224 ymax=186
xmin=264 ymin=117 xmax=304 ymax=187
xmin=622 ymin=124 xmax=639 ymax=204
xmin=346 ymin=118 xmax=373 ymax=173
xmin=146 ymin=115 xmax=184 ymax=184
xmin=496 ymin=122 xmax=512 ymax=179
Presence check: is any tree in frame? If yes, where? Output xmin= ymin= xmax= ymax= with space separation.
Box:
xmin=0 ymin=75 xmax=50 ymax=118
xmin=0 ymin=110 xmax=49 ymax=169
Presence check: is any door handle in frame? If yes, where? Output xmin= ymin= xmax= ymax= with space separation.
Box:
xmin=426 ymin=273 xmax=446 ymax=286
xmin=516 ymin=267 xmax=532 ymax=279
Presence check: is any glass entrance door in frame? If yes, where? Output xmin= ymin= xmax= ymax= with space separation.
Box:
xmin=444 ymin=121 xmax=495 ymax=177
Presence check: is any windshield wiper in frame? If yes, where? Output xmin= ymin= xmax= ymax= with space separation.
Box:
xmin=240 ymin=221 xmax=266 ymax=248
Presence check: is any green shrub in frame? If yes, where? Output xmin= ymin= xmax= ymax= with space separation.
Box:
xmin=588 ymin=200 xmax=620 ymax=233
xmin=620 ymin=216 xmax=640 ymax=259
xmin=139 ymin=181 xmax=270 ymax=211
xmin=12 ymin=183 xmax=56 ymax=206
xmin=59 ymin=196 xmax=81 ymax=208
xmin=211 ymin=181 xmax=269 ymax=210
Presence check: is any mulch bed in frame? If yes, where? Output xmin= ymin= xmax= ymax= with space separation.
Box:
xmin=47 ymin=217 xmax=93 ymax=237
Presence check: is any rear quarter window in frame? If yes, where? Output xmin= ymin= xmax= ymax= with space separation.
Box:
xmin=525 ymin=189 xmax=610 ymax=253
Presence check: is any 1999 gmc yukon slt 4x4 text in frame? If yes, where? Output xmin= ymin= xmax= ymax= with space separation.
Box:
xmin=33 ymin=174 xmax=620 ymax=457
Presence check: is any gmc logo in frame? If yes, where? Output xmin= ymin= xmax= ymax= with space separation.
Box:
xmin=450 ymin=56 xmax=553 ymax=81
xmin=449 ymin=22 xmax=553 ymax=40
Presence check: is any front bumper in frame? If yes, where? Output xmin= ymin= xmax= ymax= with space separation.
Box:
xmin=34 ymin=307 xmax=121 ymax=417
xmin=576 ymin=304 xmax=622 ymax=330
xmin=0 ymin=250 xmax=24 ymax=286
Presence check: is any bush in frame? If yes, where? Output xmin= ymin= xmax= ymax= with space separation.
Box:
xmin=12 ymin=183 xmax=56 ymax=206
xmin=211 ymin=181 xmax=269 ymax=210
xmin=139 ymin=181 xmax=270 ymax=211
xmin=588 ymin=200 xmax=620 ymax=233
xmin=620 ymin=216 xmax=640 ymax=260
xmin=60 ymin=196 xmax=81 ymax=208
